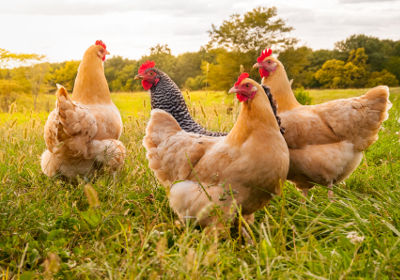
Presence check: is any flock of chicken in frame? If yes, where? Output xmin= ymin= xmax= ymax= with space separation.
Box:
xmin=40 ymin=40 xmax=391 ymax=229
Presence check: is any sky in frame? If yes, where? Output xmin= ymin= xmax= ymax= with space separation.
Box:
xmin=0 ymin=0 xmax=399 ymax=62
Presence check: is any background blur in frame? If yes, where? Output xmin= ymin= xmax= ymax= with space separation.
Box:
xmin=1 ymin=1 xmax=400 ymax=111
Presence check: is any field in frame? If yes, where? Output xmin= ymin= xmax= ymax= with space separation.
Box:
xmin=0 ymin=88 xmax=399 ymax=279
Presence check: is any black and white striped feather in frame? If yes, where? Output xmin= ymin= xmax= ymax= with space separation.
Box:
xmin=148 ymin=68 xmax=227 ymax=137
xmin=262 ymin=85 xmax=285 ymax=135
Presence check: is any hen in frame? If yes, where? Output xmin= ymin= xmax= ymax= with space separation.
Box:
xmin=254 ymin=48 xmax=392 ymax=197
xmin=143 ymin=73 xmax=289 ymax=226
xmin=41 ymin=40 xmax=126 ymax=178
xmin=135 ymin=61 xmax=226 ymax=136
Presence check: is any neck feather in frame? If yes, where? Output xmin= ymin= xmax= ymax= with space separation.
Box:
xmin=72 ymin=52 xmax=112 ymax=104
xmin=227 ymin=91 xmax=279 ymax=146
xmin=262 ymin=67 xmax=300 ymax=113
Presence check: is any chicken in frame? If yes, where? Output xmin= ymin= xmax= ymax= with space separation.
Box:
xmin=41 ymin=40 xmax=126 ymax=178
xmin=143 ymin=73 xmax=289 ymax=226
xmin=135 ymin=61 xmax=226 ymax=136
xmin=253 ymin=48 xmax=392 ymax=197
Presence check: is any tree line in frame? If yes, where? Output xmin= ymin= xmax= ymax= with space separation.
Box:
xmin=0 ymin=7 xmax=399 ymax=110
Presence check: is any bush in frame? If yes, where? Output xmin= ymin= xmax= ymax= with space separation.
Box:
xmin=184 ymin=75 xmax=205 ymax=90
xmin=366 ymin=70 xmax=399 ymax=87
xmin=294 ymin=87 xmax=312 ymax=105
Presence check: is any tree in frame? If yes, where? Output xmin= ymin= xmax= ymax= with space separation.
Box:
xmin=0 ymin=78 xmax=24 ymax=111
xmin=278 ymin=46 xmax=313 ymax=87
xmin=207 ymin=7 xmax=297 ymax=54
xmin=335 ymin=34 xmax=399 ymax=72
xmin=184 ymin=75 xmax=205 ymax=90
xmin=202 ymin=49 xmax=258 ymax=90
xmin=0 ymin=48 xmax=43 ymax=68
xmin=346 ymin=48 xmax=368 ymax=87
xmin=314 ymin=59 xmax=346 ymax=88
xmin=314 ymin=48 xmax=369 ymax=88
xmin=141 ymin=44 xmax=176 ymax=77
xmin=173 ymin=52 xmax=203 ymax=88
xmin=26 ymin=63 xmax=51 ymax=110
xmin=385 ymin=56 xmax=400 ymax=82
xmin=366 ymin=70 xmax=399 ymax=87
xmin=0 ymin=48 xmax=45 ymax=110
xmin=105 ymin=56 xmax=139 ymax=91
xmin=46 ymin=61 xmax=80 ymax=92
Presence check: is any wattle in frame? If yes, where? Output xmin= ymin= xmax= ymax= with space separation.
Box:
xmin=259 ymin=68 xmax=270 ymax=78
xmin=236 ymin=93 xmax=248 ymax=102
xmin=142 ymin=80 xmax=153 ymax=90
xmin=236 ymin=91 xmax=256 ymax=102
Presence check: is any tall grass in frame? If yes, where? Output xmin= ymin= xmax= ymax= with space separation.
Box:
xmin=0 ymin=88 xmax=399 ymax=279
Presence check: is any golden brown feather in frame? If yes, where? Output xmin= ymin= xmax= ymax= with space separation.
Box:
xmin=256 ymin=56 xmax=391 ymax=195
xmin=143 ymin=78 xmax=289 ymax=226
xmin=41 ymin=42 xmax=125 ymax=178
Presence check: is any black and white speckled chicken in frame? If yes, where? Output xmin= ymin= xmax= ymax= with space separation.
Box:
xmin=135 ymin=61 xmax=226 ymax=137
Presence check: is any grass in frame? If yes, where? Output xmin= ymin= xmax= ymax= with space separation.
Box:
xmin=0 ymin=88 xmax=399 ymax=279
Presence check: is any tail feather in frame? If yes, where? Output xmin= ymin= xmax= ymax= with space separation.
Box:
xmin=56 ymin=86 xmax=97 ymax=138
xmin=318 ymin=86 xmax=391 ymax=151
xmin=355 ymin=85 xmax=391 ymax=150
xmin=362 ymin=85 xmax=391 ymax=122
xmin=44 ymin=85 xmax=97 ymax=158
xmin=143 ymin=109 xmax=181 ymax=149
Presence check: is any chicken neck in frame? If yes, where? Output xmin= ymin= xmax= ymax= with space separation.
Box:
xmin=72 ymin=50 xmax=112 ymax=105
xmin=262 ymin=67 xmax=300 ymax=113
xmin=226 ymin=90 xmax=280 ymax=146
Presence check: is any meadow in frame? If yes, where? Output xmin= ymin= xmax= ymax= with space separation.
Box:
xmin=0 ymin=87 xmax=399 ymax=279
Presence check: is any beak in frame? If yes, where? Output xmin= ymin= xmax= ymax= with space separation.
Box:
xmin=253 ymin=62 xmax=262 ymax=69
xmin=106 ymin=50 xmax=110 ymax=55
xmin=134 ymin=74 xmax=143 ymax=80
xmin=228 ymin=86 xmax=238 ymax=94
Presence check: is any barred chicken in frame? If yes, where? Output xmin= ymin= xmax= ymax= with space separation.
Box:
xmin=135 ymin=61 xmax=226 ymax=136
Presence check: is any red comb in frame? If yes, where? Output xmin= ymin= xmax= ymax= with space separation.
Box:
xmin=95 ymin=40 xmax=107 ymax=50
xmin=139 ymin=61 xmax=155 ymax=74
xmin=234 ymin=72 xmax=249 ymax=87
xmin=257 ymin=48 xmax=272 ymax=63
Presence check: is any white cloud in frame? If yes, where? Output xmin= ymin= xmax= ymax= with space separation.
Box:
xmin=339 ymin=0 xmax=398 ymax=3
xmin=0 ymin=0 xmax=399 ymax=62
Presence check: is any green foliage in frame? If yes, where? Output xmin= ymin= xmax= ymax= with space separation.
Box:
xmin=0 ymin=79 xmax=24 ymax=95
xmin=278 ymin=46 xmax=313 ymax=88
xmin=184 ymin=75 xmax=205 ymax=90
xmin=173 ymin=52 xmax=203 ymax=87
xmin=45 ymin=61 xmax=80 ymax=92
xmin=0 ymin=48 xmax=44 ymax=67
xmin=208 ymin=6 xmax=297 ymax=53
xmin=315 ymin=48 xmax=369 ymax=88
xmin=315 ymin=59 xmax=346 ymax=88
xmin=141 ymin=44 xmax=176 ymax=77
xmin=294 ymin=87 xmax=312 ymax=105
xmin=335 ymin=34 xmax=400 ymax=72
xmin=2 ymin=32 xmax=400 ymax=95
xmin=366 ymin=69 xmax=399 ymax=87
xmin=385 ymin=56 xmax=400 ymax=81
xmin=202 ymin=49 xmax=259 ymax=90
xmin=104 ymin=56 xmax=139 ymax=92
xmin=347 ymin=48 xmax=368 ymax=67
